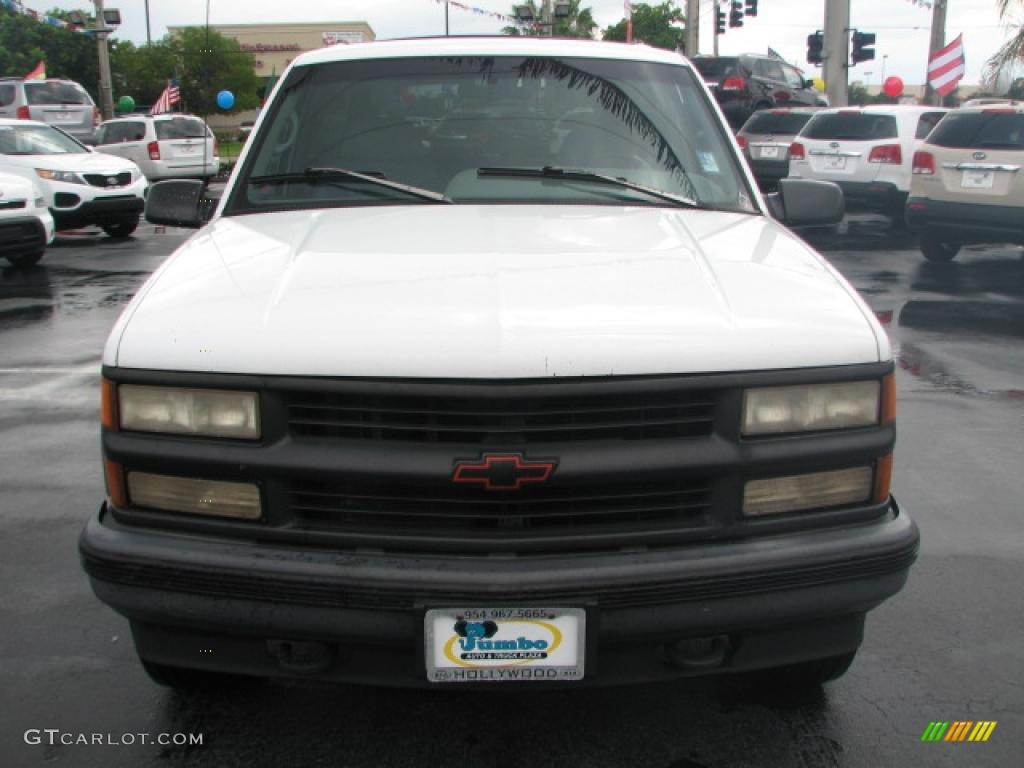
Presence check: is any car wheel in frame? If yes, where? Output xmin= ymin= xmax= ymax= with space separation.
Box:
xmin=141 ymin=659 xmax=257 ymax=690
xmin=5 ymin=250 xmax=44 ymax=268
xmin=920 ymin=232 xmax=960 ymax=262
xmin=747 ymin=650 xmax=857 ymax=690
xmin=102 ymin=215 xmax=140 ymax=239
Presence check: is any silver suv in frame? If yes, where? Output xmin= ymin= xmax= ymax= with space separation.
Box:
xmin=0 ymin=78 xmax=99 ymax=142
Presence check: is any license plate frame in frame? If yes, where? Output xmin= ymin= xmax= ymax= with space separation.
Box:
xmin=424 ymin=607 xmax=586 ymax=683
xmin=824 ymin=155 xmax=847 ymax=170
xmin=758 ymin=145 xmax=780 ymax=159
xmin=961 ymin=170 xmax=994 ymax=189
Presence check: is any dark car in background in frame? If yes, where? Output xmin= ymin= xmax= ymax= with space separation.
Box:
xmin=692 ymin=55 xmax=825 ymax=131
xmin=737 ymin=107 xmax=822 ymax=190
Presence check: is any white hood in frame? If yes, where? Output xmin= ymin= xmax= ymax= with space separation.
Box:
xmin=106 ymin=205 xmax=888 ymax=378
xmin=3 ymin=150 xmax=138 ymax=176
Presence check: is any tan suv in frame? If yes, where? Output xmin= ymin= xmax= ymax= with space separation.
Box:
xmin=906 ymin=103 xmax=1024 ymax=261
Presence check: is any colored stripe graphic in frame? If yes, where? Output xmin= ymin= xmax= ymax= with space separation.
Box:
xmin=921 ymin=721 xmax=996 ymax=742
xmin=968 ymin=722 xmax=997 ymax=742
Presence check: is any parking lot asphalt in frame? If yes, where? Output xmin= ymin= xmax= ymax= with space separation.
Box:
xmin=0 ymin=216 xmax=1021 ymax=768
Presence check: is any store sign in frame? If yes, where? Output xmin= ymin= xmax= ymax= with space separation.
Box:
xmin=240 ymin=43 xmax=301 ymax=53
xmin=322 ymin=31 xmax=364 ymax=46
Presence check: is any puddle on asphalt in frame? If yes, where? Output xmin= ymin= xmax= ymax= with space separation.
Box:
xmin=896 ymin=340 xmax=1024 ymax=401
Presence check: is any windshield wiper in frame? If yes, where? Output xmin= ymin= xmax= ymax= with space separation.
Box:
xmin=248 ymin=167 xmax=453 ymax=204
xmin=478 ymin=166 xmax=701 ymax=208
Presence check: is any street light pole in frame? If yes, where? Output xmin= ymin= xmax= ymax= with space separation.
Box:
xmin=92 ymin=0 xmax=115 ymax=120
xmin=445 ymin=1 xmax=449 ymax=36
xmin=686 ymin=0 xmax=699 ymax=56
xmin=925 ymin=0 xmax=948 ymax=105
xmin=823 ymin=0 xmax=850 ymax=107
xmin=543 ymin=0 xmax=553 ymax=37
xmin=144 ymin=0 xmax=151 ymax=44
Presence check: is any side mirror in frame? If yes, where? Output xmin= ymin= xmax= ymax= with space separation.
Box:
xmin=764 ymin=178 xmax=844 ymax=227
xmin=145 ymin=180 xmax=219 ymax=229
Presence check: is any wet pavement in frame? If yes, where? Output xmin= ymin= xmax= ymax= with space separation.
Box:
xmin=1 ymin=216 xmax=1021 ymax=768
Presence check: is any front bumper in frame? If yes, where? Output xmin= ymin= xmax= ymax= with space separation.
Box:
xmin=81 ymin=499 xmax=919 ymax=687
xmin=0 ymin=215 xmax=48 ymax=258
xmin=52 ymin=195 xmax=145 ymax=229
xmin=905 ymin=197 xmax=1024 ymax=243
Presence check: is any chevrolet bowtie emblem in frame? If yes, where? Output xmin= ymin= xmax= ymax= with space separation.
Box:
xmin=452 ymin=453 xmax=557 ymax=491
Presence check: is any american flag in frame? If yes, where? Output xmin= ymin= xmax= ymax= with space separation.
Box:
xmin=150 ymin=78 xmax=181 ymax=115
xmin=927 ymin=35 xmax=965 ymax=98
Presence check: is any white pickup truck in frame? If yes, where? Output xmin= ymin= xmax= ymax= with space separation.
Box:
xmin=81 ymin=37 xmax=918 ymax=690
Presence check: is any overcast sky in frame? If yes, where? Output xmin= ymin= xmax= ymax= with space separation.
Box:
xmin=21 ymin=0 xmax=1018 ymax=85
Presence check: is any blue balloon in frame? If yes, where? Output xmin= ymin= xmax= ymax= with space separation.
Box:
xmin=216 ymin=90 xmax=235 ymax=110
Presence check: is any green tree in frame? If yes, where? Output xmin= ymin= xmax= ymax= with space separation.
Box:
xmin=169 ymin=27 xmax=261 ymax=114
xmin=1008 ymin=77 xmax=1024 ymax=99
xmin=502 ymin=1 xmax=597 ymax=38
xmin=988 ymin=1 xmax=1024 ymax=81
xmin=0 ymin=6 xmax=99 ymax=98
xmin=110 ymin=40 xmax=180 ymax=107
xmin=602 ymin=2 xmax=686 ymax=52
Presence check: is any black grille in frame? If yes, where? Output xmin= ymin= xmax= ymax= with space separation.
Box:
xmin=288 ymin=476 xmax=712 ymax=553
xmin=83 ymin=172 xmax=132 ymax=188
xmin=0 ymin=221 xmax=44 ymax=256
xmin=286 ymin=386 xmax=716 ymax=443
xmin=0 ymin=200 xmax=27 ymax=210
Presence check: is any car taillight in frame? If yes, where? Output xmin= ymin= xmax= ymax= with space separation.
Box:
xmin=736 ymin=135 xmax=748 ymax=149
xmin=789 ymin=141 xmax=806 ymax=160
xmin=93 ymin=107 xmax=101 ymax=127
xmin=148 ymin=141 xmax=160 ymax=160
xmin=868 ymin=144 xmax=902 ymax=164
xmin=213 ymin=138 xmax=219 ymax=155
xmin=912 ymin=150 xmax=936 ymax=175
xmin=16 ymin=105 xmax=30 ymax=119
xmin=721 ymin=76 xmax=746 ymax=91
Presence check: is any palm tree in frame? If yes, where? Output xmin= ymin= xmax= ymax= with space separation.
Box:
xmin=988 ymin=0 xmax=1024 ymax=84
xmin=502 ymin=1 xmax=597 ymax=39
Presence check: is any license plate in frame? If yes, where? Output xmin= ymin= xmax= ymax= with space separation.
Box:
xmin=758 ymin=146 xmax=780 ymax=159
xmin=178 ymin=144 xmax=198 ymax=154
xmin=425 ymin=607 xmax=585 ymax=683
xmin=961 ymin=170 xmax=994 ymax=189
xmin=52 ymin=112 xmax=73 ymax=121
xmin=824 ymin=155 xmax=847 ymax=170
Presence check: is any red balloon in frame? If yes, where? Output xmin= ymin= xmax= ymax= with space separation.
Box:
xmin=883 ymin=76 xmax=904 ymax=98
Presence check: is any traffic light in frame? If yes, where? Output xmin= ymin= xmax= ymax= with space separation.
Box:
xmin=806 ymin=31 xmax=823 ymax=66
xmin=851 ymin=30 xmax=876 ymax=65
xmin=745 ymin=0 xmax=758 ymax=16
xmin=729 ymin=1 xmax=744 ymax=28
xmin=716 ymin=8 xmax=727 ymax=35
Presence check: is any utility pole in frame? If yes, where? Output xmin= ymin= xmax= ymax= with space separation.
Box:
xmin=823 ymin=0 xmax=850 ymax=108
xmin=686 ymin=0 xmax=699 ymax=57
xmin=144 ymin=0 xmax=151 ymax=44
xmin=543 ymin=0 xmax=553 ymax=37
xmin=713 ymin=1 xmax=719 ymax=56
xmin=925 ymin=0 xmax=948 ymax=105
xmin=445 ymin=0 xmax=449 ymax=36
xmin=92 ymin=0 xmax=115 ymax=120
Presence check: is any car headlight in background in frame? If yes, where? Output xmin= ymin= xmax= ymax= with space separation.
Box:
xmin=35 ymin=168 xmax=85 ymax=185
xmin=117 ymin=384 xmax=260 ymax=439
xmin=742 ymin=380 xmax=885 ymax=436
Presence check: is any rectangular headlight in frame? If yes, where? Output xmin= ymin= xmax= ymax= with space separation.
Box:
xmin=118 ymin=385 xmax=260 ymax=439
xmin=742 ymin=381 xmax=880 ymax=436
xmin=743 ymin=467 xmax=873 ymax=517
xmin=127 ymin=472 xmax=261 ymax=519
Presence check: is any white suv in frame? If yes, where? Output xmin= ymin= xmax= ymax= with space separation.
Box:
xmin=81 ymin=38 xmax=918 ymax=692
xmin=788 ymin=105 xmax=948 ymax=221
xmin=0 ymin=170 xmax=54 ymax=267
xmin=94 ymin=114 xmax=220 ymax=181
xmin=0 ymin=118 xmax=147 ymax=237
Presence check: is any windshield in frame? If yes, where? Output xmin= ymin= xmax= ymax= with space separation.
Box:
xmin=0 ymin=124 xmax=86 ymax=155
xmin=802 ymin=113 xmax=898 ymax=141
xmin=24 ymin=81 xmax=91 ymax=106
xmin=927 ymin=112 xmax=1024 ymax=149
xmin=742 ymin=111 xmax=814 ymax=136
xmin=156 ymin=117 xmax=210 ymax=139
xmin=227 ymin=55 xmax=755 ymax=215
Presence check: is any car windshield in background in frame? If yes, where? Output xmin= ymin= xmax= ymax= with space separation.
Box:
xmin=691 ymin=58 xmax=740 ymax=80
xmin=24 ymin=82 xmax=90 ymax=105
xmin=803 ymin=113 xmax=898 ymax=141
xmin=0 ymin=124 xmax=85 ymax=155
xmin=927 ymin=112 xmax=1024 ymax=149
xmin=743 ymin=111 xmax=814 ymax=135
xmin=229 ymin=55 xmax=754 ymax=215
xmin=156 ymin=117 xmax=209 ymax=139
